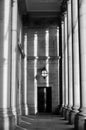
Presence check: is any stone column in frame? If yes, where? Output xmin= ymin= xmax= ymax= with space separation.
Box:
xmin=18 ymin=52 xmax=22 ymax=114
xmin=57 ymin=27 xmax=60 ymax=109
xmin=11 ymin=0 xmax=18 ymax=120
xmin=23 ymin=33 xmax=28 ymax=115
xmin=0 ymin=0 xmax=15 ymax=129
xmin=61 ymin=20 xmax=65 ymax=114
xmin=75 ymin=0 xmax=86 ymax=130
xmin=63 ymin=12 xmax=68 ymax=119
xmin=69 ymin=0 xmax=80 ymax=125
xmin=67 ymin=0 xmax=73 ymax=120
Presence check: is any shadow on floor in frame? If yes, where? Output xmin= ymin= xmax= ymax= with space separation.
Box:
xmin=15 ymin=114 xmax=74 ymax=130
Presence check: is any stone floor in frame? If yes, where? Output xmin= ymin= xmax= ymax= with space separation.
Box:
xmin=15 ymin=114 xmax=74 ymax=130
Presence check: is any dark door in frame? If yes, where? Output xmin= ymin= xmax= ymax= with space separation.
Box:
xmin=46 ymin=87 xmax=52 ymax=112
xmin=38 ymin=87 xmax=52 ymax=113
xmin=38 ymin=87 xmax=45 ymax=113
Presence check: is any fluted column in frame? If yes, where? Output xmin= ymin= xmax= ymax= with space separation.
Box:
xmin=75 ymin=0 xmax=86 ymax=129
xmin=70 ymin=0 xmax=80 ymax=125
xmin=11 ymin=0 xmax=18 ymax=118
xmin=0 ymin=0 xmax=15 ymax=129
xmin=66 ymin=0 xmax=73 ymax=120
xmin=64 ymin=12 xmax=68 ymax=118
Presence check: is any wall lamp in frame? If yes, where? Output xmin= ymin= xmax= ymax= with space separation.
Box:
xmin=41 ymin=67 xmax=48 ymax=79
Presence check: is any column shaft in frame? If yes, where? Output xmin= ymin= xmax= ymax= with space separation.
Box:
xmin=0 ymin=0 xmax=15 ymax=129
xmin=79 ymin=0 xmax=86 ymax=113
xmin=72 ymin=0 xmax=80 ymax=112
xmin=75 ymin=0 xmax=86 ymax=129
xmin=67 ymin=0 xmax=73 ymax=109
xmin=23 ymin=33 xmax=28 ymax=115
xmin=64 ymin=12 xmax=68 ymax=108
xmin=69 ymin=0 xmax=80 ymax=125
xmin=11 ymin=0 xmax=18 ymax=116
xmin=57 ymin=27 xmax=60 ymax=107
xmin=19 ymin=54 xmax=22 ymax=115
xmin=0 ymin=0 xmax=11 ymax=110
xmin=0 ymin=0 xmax=12 ymax=109
xmin=61 ymin=21 xmax=65 ymax=108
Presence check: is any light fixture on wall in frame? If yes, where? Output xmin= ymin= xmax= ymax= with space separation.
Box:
xmin=41 ymin=67 xmax=48 ymax=79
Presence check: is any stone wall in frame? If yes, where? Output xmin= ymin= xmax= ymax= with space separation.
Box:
xmin=26 ymin=25 xmax=60 ymax=114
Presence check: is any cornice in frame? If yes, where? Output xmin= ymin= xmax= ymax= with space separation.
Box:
xmin=27 ymin=56 xmax=60 ymax=61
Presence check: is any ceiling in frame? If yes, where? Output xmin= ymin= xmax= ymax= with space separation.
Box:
xmin=25 ymin=0 xmax=63 ymax=12
xmin=20 ymin=0 xmax=64 ymax=26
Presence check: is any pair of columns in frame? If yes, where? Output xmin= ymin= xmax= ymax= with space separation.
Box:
xmin=62 ymin=0 xmax=86 ymax=129
xmin=0 ymin=0 xmax=28 ymax=129
xmin=11 ymin=0 xmax=28 ymax=117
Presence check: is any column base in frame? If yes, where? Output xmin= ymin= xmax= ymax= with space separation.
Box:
xmin=55 ymin=105 xmax=61 ymax=115
xmin=62 ymin=107 xmax=68 ymax=119
xmin=69 ymin=110 xmax=78 ymax=125
xmin=60 ymin=106 xmax=64 ymax=116
xmin=65 ymin=108 xmax=72 ymax=121
xmin=62 ymin=107 xmax=66 ymax=117
xmin=60 ymin=107 xmax=63 ymax=116
xmin=12 ymin=107 xmax=18 ymax=124
xmin=21 ymin=104 xmax=29 ymax=116
xmin=75 ymin=112 xmax=86 ymax=130
xmin=0 ymin=108 xmax=15 ymax=130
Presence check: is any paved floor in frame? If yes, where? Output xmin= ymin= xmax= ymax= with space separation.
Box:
xmin=15 ymin=114 xmax=74 ymax=130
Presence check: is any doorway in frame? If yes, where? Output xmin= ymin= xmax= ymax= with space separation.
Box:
xmin=38 ymin=87 xmax=52 ymax=113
